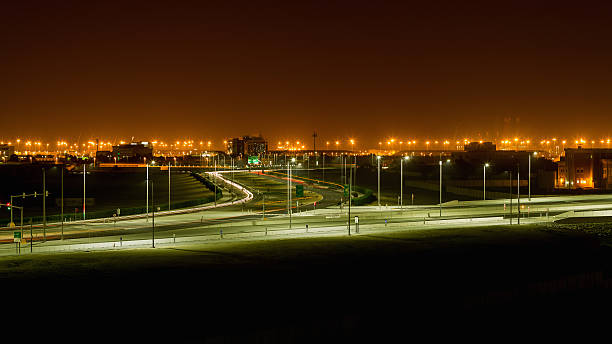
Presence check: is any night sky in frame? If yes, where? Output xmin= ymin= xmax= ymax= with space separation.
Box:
xmin=2 ymin=1 xmax=612 ymax=147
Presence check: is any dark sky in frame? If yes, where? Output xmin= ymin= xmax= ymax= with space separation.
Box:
xmin=2 ymin=1 xmax=612 ymax=148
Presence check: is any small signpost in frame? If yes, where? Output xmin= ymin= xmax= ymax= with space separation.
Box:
xmin=354 ymin=216 xmax=359 ymax=233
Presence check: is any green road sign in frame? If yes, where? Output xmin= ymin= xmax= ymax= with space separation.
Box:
xmin=296 ymin=184 xmax=304 ymax=197
xmin=343 ymin=185 xmax=349 ymax=197
xmin=13 ymin=232 xmax=21 ymax=243
xmin=248 ymin=156 xmax=260 ymax=164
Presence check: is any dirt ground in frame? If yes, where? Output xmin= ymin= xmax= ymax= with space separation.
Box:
xmin=1 ymin=222 xmax=611 ymax=342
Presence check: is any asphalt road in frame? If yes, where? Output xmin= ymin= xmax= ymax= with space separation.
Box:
xmin=2 ymin=168 xmax=612 ymax=255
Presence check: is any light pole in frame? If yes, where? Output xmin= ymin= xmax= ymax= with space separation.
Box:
xmin=83 ymin=163 xmax=86 ymax=220
xmin=529 ymin=152 xmax=535 ymax=201
xmin=146 ymin=163 xmax=149 ymax=220
xmin=151 ymin=180 xmax=155 ymax=248
xmin=168 ymin=163 xmax=171 ymax=210
xmin=439 ymin=160 xmax=442 ymax=217
xmin=400 ymin=156 xmax=409 ymax=209
xmin=517 ymin=167 xmax=521 ymax=225
xmin=483 ymin=163 xmax=489 ymax=200
xmin=288 ymin=157 xmax=295 ymax=228
xmin=509 ymin=170 xmax=513 ymax=225
xmin=61 ymin=165 xmax=64 ymax=240
xmin=377 ymin=155 xmax=381 ymax=210
xmin=322 ymin=153 xmax=325 ymax=182
xmin=348 ymin=164 xmax=352 ymax=234
xmin=42 ymin=167 xmax=46 ymax=242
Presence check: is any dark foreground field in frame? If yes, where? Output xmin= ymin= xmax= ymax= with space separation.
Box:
xmin=1 ymin=224 xmax=611 ymax=343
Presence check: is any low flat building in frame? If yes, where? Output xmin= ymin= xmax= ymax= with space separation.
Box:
xmin=557 ymin=147 xmax=612 ymax=189
xmin=112 ymin=142 xmax=153 ymax=161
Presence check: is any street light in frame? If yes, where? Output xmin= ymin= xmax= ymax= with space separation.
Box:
xmin=439 ymin=159 xmax=451 ymax=216
xmin=288 ymin=157 xmax=296 ymax=228
xmin=400 ymin=156 xmax=409 ymax=209
xmin=83 ymin=163 xmax=86 ymax=220
xmin=439 ymin=160 xmax=442 ymax=216
xmin=529 ymin=152 xmax=537 ymax=201
xmin=146 ymin=162 xmax=149 ymax=221
xmin=483 ymin=163 xmax=489 ymax=200
xmin=377 ymin=155 xmax=381 ymax=210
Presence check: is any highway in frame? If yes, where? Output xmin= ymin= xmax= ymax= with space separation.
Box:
xmin=1 ymin=168 xmax=612 ymax=256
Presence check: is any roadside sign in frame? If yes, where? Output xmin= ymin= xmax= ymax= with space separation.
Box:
xmin=343 ymin=185 xmax=349 ymax=197
xmin=248 ymin=156 xmax=260 ymax=165
xmin=13 ymin=232 xmax=21 ymax=243
xmin=354 ymin=216 xmax=359 ymax=224
xmin=117 ymin=208 xmax=120 ymax=215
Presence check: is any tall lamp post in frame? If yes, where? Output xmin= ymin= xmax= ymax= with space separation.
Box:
xmin=146 ymin=163 xmax=149 ymax=220
xmin=439 ymin=160 xmax=442 ymax=217
xmin=83 ymin=163 xmax=86 ymax=220
xmin=439 ymin=159 xmax=450 ymax=217
xmin=151 ymin=180 xmax=155 ymax=248
xmin=483 ymin=163 xmax=489 ymax=200
xmin=529 ymin=152 xmax=536 ymax=201
xmin=288 ymin=157 xmax=295 ymax=228
xmin=61 ymin=165 xmax=64 ymax=240
xmin=400 ymin=156 xmax=409 ymax=209
xmin=377 ymin=155 xmax=381 ymax=210
xmin=517 ymin=167 xmax=521 ymax=225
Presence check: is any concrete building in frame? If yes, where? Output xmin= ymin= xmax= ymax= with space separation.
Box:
xmin=112 ymin=142 xmax=153 ymax=161
xmin=557 ymin=147 xmax=612 ymax=189
xmin=464 ymin=141 xmax=496 ymax=152
xmin=0 ymin=144 xmax=15 ymax=158
xmin=226 ymin=136 xmax=267 ymax=158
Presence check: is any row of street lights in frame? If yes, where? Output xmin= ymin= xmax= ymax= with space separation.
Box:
xmin=375 ymin=155 xmax=536 ymax=218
